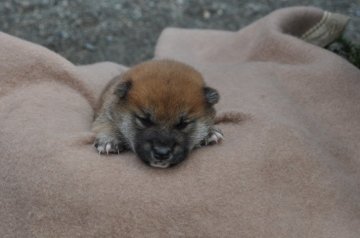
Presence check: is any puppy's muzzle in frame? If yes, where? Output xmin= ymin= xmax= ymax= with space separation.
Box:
xmin=135 ymin=130 xmax=188 ymax=168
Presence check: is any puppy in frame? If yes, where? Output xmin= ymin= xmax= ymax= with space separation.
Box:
xmin=92 ymin=59 xmax=223 ymax=168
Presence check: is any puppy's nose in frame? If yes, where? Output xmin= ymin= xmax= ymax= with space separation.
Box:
xmin=153 ymin=145 xmax=172 ymax=160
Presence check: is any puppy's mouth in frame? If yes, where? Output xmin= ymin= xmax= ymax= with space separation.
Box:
xmin=149 ymin=161 xmax=170 ymax=168
xmin=148 ymin=151 xmax=173 ymax=168
xmin=135 ymin=147 xmax=188 ymax=169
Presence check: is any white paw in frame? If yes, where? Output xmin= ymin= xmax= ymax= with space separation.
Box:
xmin=94 ymin=136 xmax=127 ymax=155
xmin=200 ymin=128 xmax=224 ymax=147
xmin=207 ymin=129 xmax=224 ymax=144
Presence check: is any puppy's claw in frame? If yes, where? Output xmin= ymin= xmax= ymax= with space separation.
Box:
xmin=213 ymin=131 xmax=224 ymax=142
xmin=97 ymin=145 xmax=105 ymax=154
xmin=209 ymin=134 xmax=219 ymax=143
xmin=207 ymin=129 xmax=224 ymax=145
xmin=199 ymin=128 xmax=224 ymax=147
xmin=94 ymin=136 xmax=127 ymax=155
xmin=105 ymin=143 xmax=112 ymax=154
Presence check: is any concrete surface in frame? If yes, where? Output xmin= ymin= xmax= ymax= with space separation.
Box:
xmin=0 ymin=0 xmax=359 ymax=65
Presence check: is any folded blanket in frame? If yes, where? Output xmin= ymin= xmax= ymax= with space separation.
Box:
xmin=1 ymin=6 xmax=359 ymax=238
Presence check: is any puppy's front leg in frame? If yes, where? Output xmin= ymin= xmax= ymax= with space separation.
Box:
xmin=92 ymin=114 xmax=128 ymax=154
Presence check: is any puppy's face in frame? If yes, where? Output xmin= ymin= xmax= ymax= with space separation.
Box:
xmin=115 ymin=60 xmax=219 ymax=168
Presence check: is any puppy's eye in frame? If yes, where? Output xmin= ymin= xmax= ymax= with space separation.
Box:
xmin=136 ymin=116 xmax=154 ymax=127
xmin=175 ymin=119 xmax=191 ymax=130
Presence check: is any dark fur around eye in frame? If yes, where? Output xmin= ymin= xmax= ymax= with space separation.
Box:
xmin=175 ymin=118 xmax=191 ymax=130
xmin=136 ymin=115 xmax=154 ymax=127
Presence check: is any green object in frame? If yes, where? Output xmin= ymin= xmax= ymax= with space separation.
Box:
xmin=327 ymin=37 xmax=360 ymax=69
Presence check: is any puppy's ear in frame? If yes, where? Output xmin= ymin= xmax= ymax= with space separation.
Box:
xmin=204 ymin=87 xmax=219 ymax=105
xmin=115 ymin=80 xmax=132 ymax=99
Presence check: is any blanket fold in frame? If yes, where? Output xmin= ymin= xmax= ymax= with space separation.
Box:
xmin=0 ymin=6 xmax=359 ymax=238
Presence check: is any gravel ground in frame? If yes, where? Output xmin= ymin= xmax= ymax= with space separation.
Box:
xmin=0 ymin=0 xmax=359 ymax=66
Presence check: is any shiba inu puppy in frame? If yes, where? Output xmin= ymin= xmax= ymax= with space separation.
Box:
xmin=92 ymin=59 xmax=223 ymax=168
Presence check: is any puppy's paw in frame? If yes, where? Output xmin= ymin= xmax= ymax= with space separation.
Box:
xmin=94 ymin=136 xmax=127 ymax=155
xmin=200 ymin=128 xmax=224 ymax=147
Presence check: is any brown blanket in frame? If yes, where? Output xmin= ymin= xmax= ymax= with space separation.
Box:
xmin=1 ymin=7 xmax=359 ymax=238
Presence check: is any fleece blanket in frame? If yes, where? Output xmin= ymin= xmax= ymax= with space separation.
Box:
xmin=0 ymin=6 xmax=359 ymax=238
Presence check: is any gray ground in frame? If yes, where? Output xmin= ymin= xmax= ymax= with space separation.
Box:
xmin=0 ymin=0 xmax=359 ymax=66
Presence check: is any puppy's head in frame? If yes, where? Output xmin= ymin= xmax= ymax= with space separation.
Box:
xmin=114 ymin=60 xmax=219 ymax=168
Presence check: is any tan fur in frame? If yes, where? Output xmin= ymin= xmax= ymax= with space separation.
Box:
xmin=124 ymin=60 xmax=207 ymax=121
xmin=95 ymin=60 xmax=207 ymax=120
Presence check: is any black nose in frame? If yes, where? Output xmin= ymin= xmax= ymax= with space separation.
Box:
xmin=152 ymin=145 xmax=172 ymax=160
